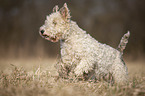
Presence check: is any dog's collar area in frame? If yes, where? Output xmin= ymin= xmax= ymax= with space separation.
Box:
xmin=61 ymin=39 xmax=65 ymax=42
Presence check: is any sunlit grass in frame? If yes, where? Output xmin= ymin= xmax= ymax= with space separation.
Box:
xmin=0 ymin=58 xmax=145 ymax=96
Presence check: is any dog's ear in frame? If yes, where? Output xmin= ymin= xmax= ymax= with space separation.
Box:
xmin=53 ymin=5 xmax=59 ymax=12
xmin=59 ymin=3 xmax=71 ymax=22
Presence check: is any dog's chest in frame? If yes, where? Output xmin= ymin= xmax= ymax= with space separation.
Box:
xmin=60 ymin=40 xmax=81 ymax=65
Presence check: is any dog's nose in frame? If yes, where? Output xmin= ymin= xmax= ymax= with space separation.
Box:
xmin=40 ymin=30 xmax=45 ymax=34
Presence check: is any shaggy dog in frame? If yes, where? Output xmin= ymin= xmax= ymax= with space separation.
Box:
xmin=39 ymin=3 xmax=130 ymax=84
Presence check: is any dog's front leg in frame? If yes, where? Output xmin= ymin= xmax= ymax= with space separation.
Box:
xmin=74 ymin=58 xmax=94 ymax=79
xmin=55 ymin=59 xmax=70 ymax=79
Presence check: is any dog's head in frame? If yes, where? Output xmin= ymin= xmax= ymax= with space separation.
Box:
xmin=39 ymin=3 xmax=71 ymax=42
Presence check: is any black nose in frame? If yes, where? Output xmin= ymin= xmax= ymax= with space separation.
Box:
xmin=40 ymin=30 xmax=45 ymax=34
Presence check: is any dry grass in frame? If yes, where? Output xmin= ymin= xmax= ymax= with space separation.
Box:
xmin=0 ymin=58 xmax=145 ymax=96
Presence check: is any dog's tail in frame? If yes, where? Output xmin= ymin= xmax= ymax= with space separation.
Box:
xmin=117 ymin=31 xmax=130 ymax=54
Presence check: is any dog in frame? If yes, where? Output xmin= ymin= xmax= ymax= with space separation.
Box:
xmin=39 ymin=3 xmax=130 ymax=84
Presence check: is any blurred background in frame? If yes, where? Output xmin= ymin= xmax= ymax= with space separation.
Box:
xmin=0 ymin=0 xmax=145 ymax=60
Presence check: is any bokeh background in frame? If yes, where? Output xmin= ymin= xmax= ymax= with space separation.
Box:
xmin=0 ymin=0 xmax=145 ymax=60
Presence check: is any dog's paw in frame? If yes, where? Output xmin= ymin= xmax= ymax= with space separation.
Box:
xmin=74 ymin=67 xmax=83 ymax=76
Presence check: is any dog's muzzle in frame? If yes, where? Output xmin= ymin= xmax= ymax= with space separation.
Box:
xmin=39 ymin=29 xmax=59 ymax=42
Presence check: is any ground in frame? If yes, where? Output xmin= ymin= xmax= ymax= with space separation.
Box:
xmin=0 ymin=57 xmax=145 ymax=96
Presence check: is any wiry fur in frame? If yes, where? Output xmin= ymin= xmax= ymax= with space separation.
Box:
xmin=39 ymin=3 xmax=129 ymax=84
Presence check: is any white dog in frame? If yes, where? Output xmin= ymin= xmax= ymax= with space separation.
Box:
xmin=39 ymin=3 xmax=130 ymax=84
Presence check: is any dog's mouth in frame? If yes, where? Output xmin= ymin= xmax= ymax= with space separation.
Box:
xmin=40 ymin=32 xmax=59 ymax=42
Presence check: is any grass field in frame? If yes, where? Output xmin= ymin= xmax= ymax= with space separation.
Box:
xmin=0 ymin=58 xmax=145 ymax=96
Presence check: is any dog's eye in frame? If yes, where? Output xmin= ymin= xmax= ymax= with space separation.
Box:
xmin=53 ymin=20 xmax=57 ymax=25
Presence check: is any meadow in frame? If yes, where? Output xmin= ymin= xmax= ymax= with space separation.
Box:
xmin=0 ymin=58 xmax=145 ymax=96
